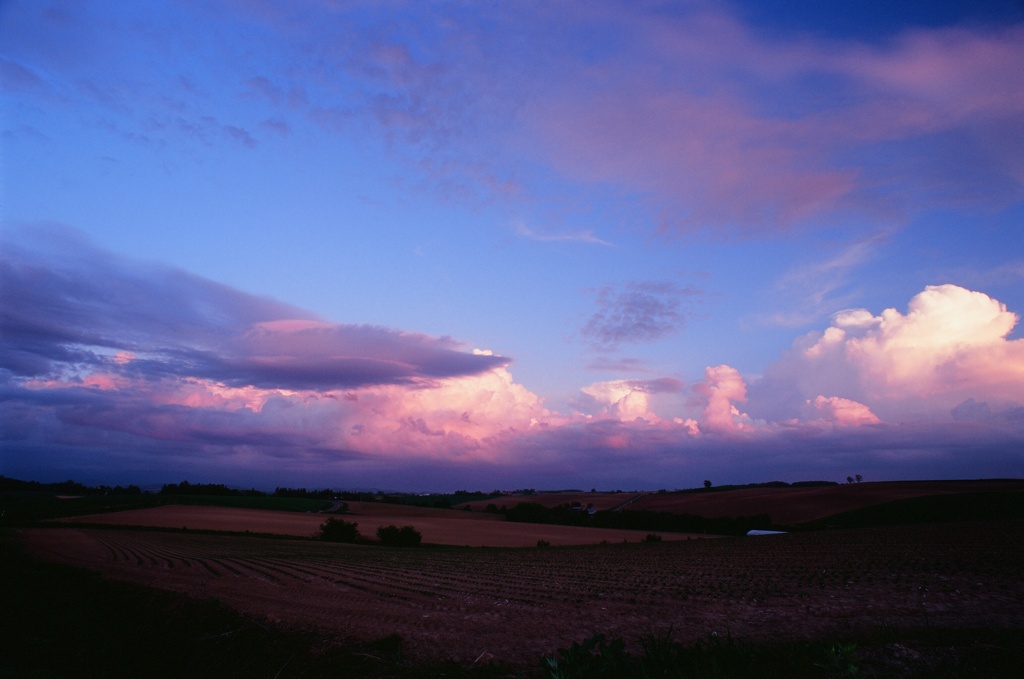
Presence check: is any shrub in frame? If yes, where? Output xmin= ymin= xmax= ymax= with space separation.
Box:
xmin=376 ymin=524 xmax=422 ymax=547
xmin=644 ymin=533 xmax=663 ymax=543
xmin=318 ymin=517 xmax=360 ymax=543
xmin=536 ymin=539 xmax=551 ymax=548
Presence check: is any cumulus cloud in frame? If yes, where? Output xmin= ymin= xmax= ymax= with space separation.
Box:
xmin=693 ymin=365 xmax=754 ymax=434
xmin=578 ymin=377 xmax=685 ymax=422
xmin=750 ymin=284 xmax=1024 ymax=423
xmin=811 ymin=396 xmax=881 ymax=427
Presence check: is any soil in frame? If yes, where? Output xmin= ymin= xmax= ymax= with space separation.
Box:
xmin=22 ymin=517 xmax=1024 ymax=669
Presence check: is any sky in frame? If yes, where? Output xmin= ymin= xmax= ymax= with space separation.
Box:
xmin=2 ymin=0 xmax=1023 ymax=492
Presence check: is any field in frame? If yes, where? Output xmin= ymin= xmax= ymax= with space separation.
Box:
xmin=6 ymin=480 xmax=1024 ymax=676
xmin=20 ymin=517 xmax=1024 ymax=672
xmin=53 ymin=502 xmax=706 ymax=546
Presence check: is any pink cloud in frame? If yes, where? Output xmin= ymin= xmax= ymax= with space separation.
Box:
xmin=811 ymin=395 xmax=881 ymax=427
xmin=5 ymin=230 xmax=1023 ymax=488
xmin=577 ymin=377 xmax=687 ymax=423
xmin=694 ymin=365 xmax=753 ymax=433
xmin=753 ymin=284 xmax=1024 ymax=423
xmin=839 ymin=26 xmax=1024 ymax=132
xmin=330 ymin=365 xmax=560 ymax=462
xmin=580 ymin=380 xmax=657 ymax=422
xmin=520 ymin=11 xmax=1024 ymax=232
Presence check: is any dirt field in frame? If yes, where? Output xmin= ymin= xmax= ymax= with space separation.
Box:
xmin=55 ymin=503 xmax=704 ymax=546
xmin=24 ymin=518 xmax=1024 ymax=668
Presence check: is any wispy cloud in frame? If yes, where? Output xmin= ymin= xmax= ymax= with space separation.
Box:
xmin=750 ymin=231 xmax=890 ymax=329
xmin=513 ymin=222 xmax=613 ymax=246
xmin=585 ymin=356 xmax=652 ymax=373
xmin=8 ymin=3 xmax=1021 ymax=233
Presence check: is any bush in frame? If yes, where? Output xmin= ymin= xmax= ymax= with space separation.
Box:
xmin=318 ymin=517 xmax=360 ymax=543
xmin=376 ymin=524 xmax=422 ymax=547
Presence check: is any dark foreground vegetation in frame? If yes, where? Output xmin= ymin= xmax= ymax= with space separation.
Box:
xmin=0 ymin=476 xmax=333 ymax=525
xmin=318 ymin=517 xmax=424 ymax=546
xmin=499 ymin=501 xmax=775 ymax=536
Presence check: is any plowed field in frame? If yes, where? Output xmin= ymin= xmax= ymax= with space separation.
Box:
xmin=24 ymin=519 xmax=1024 ymax=667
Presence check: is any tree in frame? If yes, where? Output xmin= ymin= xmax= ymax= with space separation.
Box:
xmin=376 ymin=524 xmax=422 ymax=547
xmin=703 ymin=480 xmax=712 ymax=489
xmin=319 ymin=517 xmax=360 ymax=543
xmin=855 ymin=474 xmax=863 ymax=483
xmin=846 ymin=476 xmax=854 ymax=484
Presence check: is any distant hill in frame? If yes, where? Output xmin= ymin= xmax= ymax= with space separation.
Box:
xmin=628 ymin=479 xmax=1024 ymax=527
xmin=457 ymin=480 xmax=1024 ymax=530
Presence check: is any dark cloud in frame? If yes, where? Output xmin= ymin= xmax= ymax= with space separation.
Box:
xmin=581 ymin=282 xmax=698 ymax=350
xmin=0 ymin=227 xmax=509 ymax=390
xmin=585 ymin=356 xmax=651 ymax=372
xmin=622 ymin=377 xmax=685 ymax=394
xmin=0 ymin=57 xmax=46 ymax=93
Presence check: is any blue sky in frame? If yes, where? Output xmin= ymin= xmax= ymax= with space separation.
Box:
xmin=2 ymin=1 xmax=1023 ymax=491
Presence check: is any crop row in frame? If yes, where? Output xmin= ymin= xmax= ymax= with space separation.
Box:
xmin=81 ymin=520 xmax=1023 ymax=614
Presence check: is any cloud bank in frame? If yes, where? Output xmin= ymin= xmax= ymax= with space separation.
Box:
xmin=2 ymin=230 xmax=1020 ymax=489
xmin=1 ymin=227 xmax=509 ymax=391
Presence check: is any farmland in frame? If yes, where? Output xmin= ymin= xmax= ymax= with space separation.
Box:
xmin=52 ymin=502 xmax=706 ymax=546
xmin=5 ymin=480 xmax=1024 ymax=676
xmin=19 ymin=517 xmax=1024 ymax=672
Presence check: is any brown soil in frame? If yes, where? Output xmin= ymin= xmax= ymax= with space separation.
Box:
xmin=23 ymin=518 xmax=1024 ymax=668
